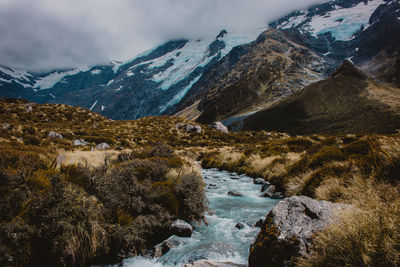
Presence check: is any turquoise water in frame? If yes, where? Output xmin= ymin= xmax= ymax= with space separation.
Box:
xmin=120 ymin=168 xmax=278 ymax=267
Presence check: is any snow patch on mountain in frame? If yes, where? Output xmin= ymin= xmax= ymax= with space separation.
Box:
xmin=89 ymin=100 xmax=98 ymax=110
xmin=276 ymin=0 xmax=385 ymax=41
xmin=0 ymin=65 xmax=34 ymax=88
xmin=91 ymin=69 xmax=101 ymax=75
xmin=148 ymin=28 xmax=267 ymax=91
xmin=159 ymin=74 xmax=202 ymax=113
xmin=34 ymin=68 xmax=87 ymax=90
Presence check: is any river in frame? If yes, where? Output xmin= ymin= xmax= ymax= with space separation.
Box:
xmin=118 ymin=168 xmax=278 ymax=267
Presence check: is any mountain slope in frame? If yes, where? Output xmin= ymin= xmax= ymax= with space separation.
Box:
xmin=0 ymin=29 xmax=265 ymax=120
xmin=242 ymin=61 xmax=400 ymax=134
xmin=171 ymin=0 xmax=400 ymax=129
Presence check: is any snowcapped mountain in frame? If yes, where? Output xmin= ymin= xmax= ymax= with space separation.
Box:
xmin=0 ymin=28 xmax=266 ymax=119
xmin=0 ymin=0 xmax=399 ymax=124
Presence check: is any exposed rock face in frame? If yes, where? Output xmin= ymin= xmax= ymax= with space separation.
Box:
xmin=73 ymin=139 xmax=87 ymax=146
xmin=249 ymin=196 xmax=351 ymax=267
xmin=48 ymin=131 xmax=63 ymax=139
xmin=211 ymin=121 xmax=228 ymax=133
xmin=95 ymin=142 xmax=110 ymax=150
xmin=182 ymin=260 xmax=246 ymax=267
xmin=169 ymin=219 xmax=193 ymax=237
xmin=2 ymin=123 xmax=10 ymax=129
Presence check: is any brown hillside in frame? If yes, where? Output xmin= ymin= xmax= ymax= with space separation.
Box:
xmin=243 ymin=61 xmax=400 ymax=135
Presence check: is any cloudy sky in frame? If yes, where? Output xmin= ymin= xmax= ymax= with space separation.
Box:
xmin=0 ymin=0 xmax=329 ymax=73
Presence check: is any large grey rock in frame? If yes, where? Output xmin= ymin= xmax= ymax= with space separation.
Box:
xmin=182 ymin=260 xmax=245 ymax=267
xmin=185 ymin=124 xmax=202 ymax=134
xmin=73 ymin=139 xmax=87 ymax=146
xmin=211 ymin=121 xmax=228 ymax=133
xmin=169 ymin=219 xmax=193 ymax=237
xmin=95 ymin=142 xmax=110 ymax=150
xmin=48 ymin=131 xmax=63 ymax=139
xmin=249 ymin=196 xmax=351 ymax=267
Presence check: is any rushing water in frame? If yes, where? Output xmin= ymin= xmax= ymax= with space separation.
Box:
xmin=120 ymin=168 xmax=278 ymax=267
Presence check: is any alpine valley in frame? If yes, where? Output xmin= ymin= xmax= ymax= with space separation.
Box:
xmin=1 ymin=1 xmax=400 ymax=267
xmin=1 ymin=0 xmax=399 ymax=131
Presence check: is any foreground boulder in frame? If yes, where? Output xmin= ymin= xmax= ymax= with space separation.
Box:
xmin=169 ymin=219 xmax=193 ymax=237
xmin=249 ymin=196 xmax=350 ymax=267
xmin=211 ymin=121 xmax=228 ymax=133
xmin=183 ymin=260 xmax=245 ymax=267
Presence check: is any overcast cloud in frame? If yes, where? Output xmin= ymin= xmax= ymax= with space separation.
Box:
xmin=0 ymin=0 xmax=329 ymax=73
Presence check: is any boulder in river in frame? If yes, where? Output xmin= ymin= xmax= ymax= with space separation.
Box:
xmin=183 ymin=260 xmax=246 ymax=267
xmin=169 ymin=219 xmax=193 ymax=237
xmin=248 ymin=196 xmax=351 ymax=267
xmin=253 ymin=178 xmax=266 ymax=185
xmin=235 ymin=222 xmax=246 ymax=230
xmin=228 ymin=190 xmax=243 ymax=197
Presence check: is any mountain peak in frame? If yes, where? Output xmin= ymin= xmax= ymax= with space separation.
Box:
xmin=332 ymin=60 xmax=367 ymax=79
xmin=216 ymin=29 xmax=228 ymax=39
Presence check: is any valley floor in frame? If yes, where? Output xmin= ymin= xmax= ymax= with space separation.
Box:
xmin=1 ymin=98 xmax=400 ymax=266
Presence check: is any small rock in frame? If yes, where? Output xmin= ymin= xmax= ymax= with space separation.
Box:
xmin=48 ymin=131 xmax=63 ymax=139
xmin=73 ymin=139 xmax=87 ymax=146
xmin=161 ymin=241 xmax=175 ymax=254
xmin=207 ymin=183 xmax=217 ymax=189
xmin=271 ymin=192 xmax=285 ymax=199
xmin=254 ymin=219 xmax=264 ymax=228
xmin=169 ymin=219 xmax=193 ymax=237
xmin=96 ymin=142 xmax=110 ymax=150
xmin=211 ymin=121 xmax=229 ymax=133
xmin=185 ymin=124 xmax=202 ymax=134
xmin=235 ymin=222 xmax=246 ymax=230
xmin=175 ymin=123 xmax=185 ymax=129
xmin=152 ymin=246 xmax=163 ymax=258
xmin=2 ymin=123 xmax=10 ymax=129
xmin=254 ymin=178 xmax=266 ymax=185
xmin=25 ymin=105 xmax=33 ymax=112
xmin=260 ymin=185 xmax=276 ymax=197
xmin=261 ymin=183 xmax=271 ymax=192
xmin=228 ymin=190 xmax=243 ymax=197
xmin=183 ymin=260 xmax=245 ymax=267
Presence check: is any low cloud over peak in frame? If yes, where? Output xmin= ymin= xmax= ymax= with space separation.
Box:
xmin=0 ymin=0 xmax=329 ymax=73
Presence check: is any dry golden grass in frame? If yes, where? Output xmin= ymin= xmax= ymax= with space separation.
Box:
xmin=62 ymin=149 xmax=131 ymax=167
xmin=298 ymin=177 xmax=400 ymax=267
